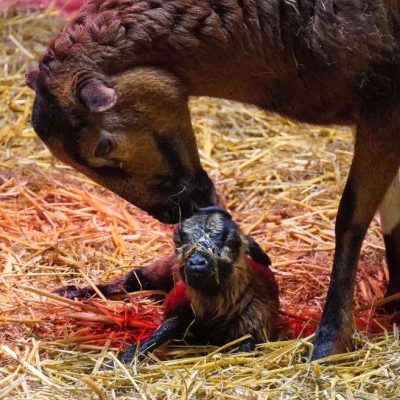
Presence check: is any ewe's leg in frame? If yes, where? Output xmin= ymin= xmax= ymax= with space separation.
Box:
xmin=312 ymin=116 xmax=400 ymax=360
xmin=379 ymin=175 xmax=400 ymax=311
xmin=353 ymin=125 xmax=400 ymax=312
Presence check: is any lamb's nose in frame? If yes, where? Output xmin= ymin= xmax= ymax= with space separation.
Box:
xmin=186 ymin=254 xmax=210 ymax=274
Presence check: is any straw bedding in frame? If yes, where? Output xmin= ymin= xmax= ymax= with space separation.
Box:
xmin=0 ymin=7 xmax=399 ymax=400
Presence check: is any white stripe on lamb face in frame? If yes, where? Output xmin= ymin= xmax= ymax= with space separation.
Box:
xmin=379 ymin=174 xmax=400 ymax=235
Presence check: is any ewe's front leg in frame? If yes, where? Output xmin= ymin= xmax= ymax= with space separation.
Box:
xmin=312 ymin=118 xmax=400 ymax=360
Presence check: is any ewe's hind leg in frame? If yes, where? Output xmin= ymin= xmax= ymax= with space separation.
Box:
xmin=312 ymin=115 xmax=400 ymax=360
xmin=353 ymin=125 xmax=400 ymax=312
xmin=379 ymin=175 xmax=400 ymax=312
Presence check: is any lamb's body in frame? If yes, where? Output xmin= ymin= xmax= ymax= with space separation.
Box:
xmin=120 ymin=208 xmax=278 ymax=362
xmin=27 ymin=0 xmax=400 ymax=361
xmin=59 ymin=260 xmax=279 ymax=363
xmin=167 ymin=257 xmax=278 ymax=347
xmin=56 ymin=208 xmax=279 ymax=362
xmin=131 ymin=255 xmax=279 ymax=361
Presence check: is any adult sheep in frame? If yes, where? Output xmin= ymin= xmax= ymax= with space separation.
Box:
xmin=25 ymin=0 xmax=400 ymax=360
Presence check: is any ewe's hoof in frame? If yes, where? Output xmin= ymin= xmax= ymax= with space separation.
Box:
xmin=311 ymin=331 xmax=351 ymax=362
xmin=310 ymin=344 xmax=335 ymax=362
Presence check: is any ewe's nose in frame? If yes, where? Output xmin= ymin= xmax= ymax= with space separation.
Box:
xmin=186 ymin=254 xmax=210 ymax=275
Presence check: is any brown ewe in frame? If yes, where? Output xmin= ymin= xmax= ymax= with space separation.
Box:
xmin=26 ymin=0 xmax=400 ymax=360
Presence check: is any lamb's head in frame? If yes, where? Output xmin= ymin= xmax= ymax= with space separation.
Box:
xmin=174 ymin=207 xmax=271 ymax=292
xmin=25 ymin=65 xmax=216 ymax=223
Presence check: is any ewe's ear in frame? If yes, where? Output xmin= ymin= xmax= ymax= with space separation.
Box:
xmin=245 ymin=235 xmax=271 ymax=267
xmin=25 ymin=69 xmax=40 ymax=90
xmin=78 ymin=78 xmax=117 ymax=113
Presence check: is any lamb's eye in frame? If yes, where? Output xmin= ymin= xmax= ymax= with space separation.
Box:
xmin=95 ymin=137 xmax=115 ymax=158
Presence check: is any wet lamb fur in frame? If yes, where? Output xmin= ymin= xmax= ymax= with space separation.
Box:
xmin=26 ymin=0 xmax=400 ymax=360
xmin=55 ymin=208 xmax=279 ymax=363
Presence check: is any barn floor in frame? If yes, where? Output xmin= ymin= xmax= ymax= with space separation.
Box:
xmin=1 ymin=8 xmax=399 ymax=400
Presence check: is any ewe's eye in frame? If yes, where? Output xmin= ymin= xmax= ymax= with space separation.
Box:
xmin=95 ymin=137 xmax=115 ymax=158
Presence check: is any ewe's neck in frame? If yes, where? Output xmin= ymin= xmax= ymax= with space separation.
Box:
xmin=46 ymin=0 xmax=319 ymax=105
xmin=48 ymin=0 xmax=245 ymax=67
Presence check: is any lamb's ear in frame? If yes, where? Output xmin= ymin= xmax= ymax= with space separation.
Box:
xmin=25 ymin=69 xmax=40 ymax=90
xmin=78 ymin=78 xmax=117 ymax=113
xmin=245 ymin=235 xmax=271 ymax=267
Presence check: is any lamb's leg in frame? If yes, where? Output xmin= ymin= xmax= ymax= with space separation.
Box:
xmin=379 ymin=175 xmax=400 ymax=313
xmin=54 ymin=253 xmax=176 ymax=299
xmin=238 ymin=337 xmax=256 ymax=352
xmin=312 ymin=113 xmax=400 ymax=360
xmin=117 ymin=317 xmax=188 ymax=364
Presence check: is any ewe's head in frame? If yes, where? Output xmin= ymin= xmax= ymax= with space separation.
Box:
xmin=26 ymin=66 xmax=216 ymax=223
